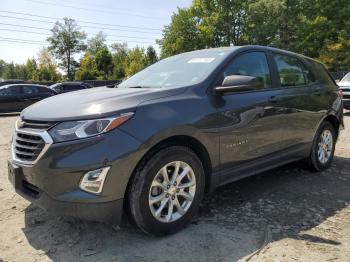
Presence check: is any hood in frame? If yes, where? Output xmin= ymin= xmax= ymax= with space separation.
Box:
xmin=337 ymin=81 xmax=350 ymax=88
xmin=21 ymin=86 xmax=184 ymax=122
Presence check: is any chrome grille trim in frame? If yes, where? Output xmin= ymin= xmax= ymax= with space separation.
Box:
xmin=11 ymin=120 xmax=53 ymax=166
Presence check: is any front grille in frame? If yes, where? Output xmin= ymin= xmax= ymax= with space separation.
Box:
xmin=14 ymin=132 xmax=45 ymax=162
xmin=18 ymin=119 xmax=56 ymax=130
xmin=12 ymin=119 xmax=54 ymax=164
xmin=343 ymin=94 xmax=350 ymax=100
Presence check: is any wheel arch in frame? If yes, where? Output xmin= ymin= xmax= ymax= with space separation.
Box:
xmin=322 ymin=114 xmax=340 ymax=138
xmin=124 ymin=135 xmax=213 ymax=206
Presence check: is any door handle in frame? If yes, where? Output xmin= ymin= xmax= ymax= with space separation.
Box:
xmin=268 ymin=96 xmax=278 ymax=103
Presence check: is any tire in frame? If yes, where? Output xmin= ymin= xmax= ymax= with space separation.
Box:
xmin=308 ymin=121 xmax=336 ymax=171
xmin=128 ymin=146 xmax=205 ymax=236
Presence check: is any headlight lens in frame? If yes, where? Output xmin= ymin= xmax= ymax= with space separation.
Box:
xmin=49 ymin=112 xmax=134 ymax=142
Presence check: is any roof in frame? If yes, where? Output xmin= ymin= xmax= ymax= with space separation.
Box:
xmin=187 ymin=45 xmax=322 ymax=64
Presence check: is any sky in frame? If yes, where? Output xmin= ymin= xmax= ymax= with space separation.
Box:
xmin=0 ymin=0 xmax=193 ymax=64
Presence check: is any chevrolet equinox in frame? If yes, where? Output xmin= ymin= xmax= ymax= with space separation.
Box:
xmin=8 ymin=46 xmax=343 ymax=235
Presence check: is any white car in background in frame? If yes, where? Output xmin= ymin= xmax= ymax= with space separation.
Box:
xmin=337 ymin=72 xmax=350 ymax=110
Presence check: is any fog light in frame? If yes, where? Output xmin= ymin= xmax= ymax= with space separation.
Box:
xmin=79 ymin=167 xmax=110 ymax=194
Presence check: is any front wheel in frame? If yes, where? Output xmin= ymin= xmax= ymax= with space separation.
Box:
xmin=128 ymin=146 xmax=205 ymax=235
xmin=308 ymin=121 xmax=336 ymax=171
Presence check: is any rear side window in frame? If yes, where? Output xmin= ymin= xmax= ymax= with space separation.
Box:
xmin=312 ymin=62 xmax=335 ymax=85
xmin=273 ymin=54 xmax=315 ymax=87
xmin=37 ymin=86 xmax=52 ymax=94
xmin=223 ymin=52 xmax=272 ymax=89
xmin=23 ymin=86 xmax=40 ymax=95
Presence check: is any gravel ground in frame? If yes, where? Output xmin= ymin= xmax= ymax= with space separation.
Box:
xmin=0 ymin=112 xmax=349 ymax=262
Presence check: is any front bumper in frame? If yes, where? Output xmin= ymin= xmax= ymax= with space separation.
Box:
xmin=8 ymin=128 xmax=143 ymax=224
xmin=8 ymin=160 xmax=123 ymax=223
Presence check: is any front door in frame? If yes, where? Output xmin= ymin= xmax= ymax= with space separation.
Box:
xmin=213 ymin=51 xmax=283 ymax=171
xmin=0 ymin=85 xmax=22 ymax=113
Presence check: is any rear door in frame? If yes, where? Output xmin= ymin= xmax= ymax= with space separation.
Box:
xmin=21 ymin=85 xmax=42 ymax=109
xmin=269 ymin=52 xmax=321 ymax=151
xmin=37 ymin=86 xmax=56 ymax=98
xmin=214 ymin=51 xmax=284 ymax=170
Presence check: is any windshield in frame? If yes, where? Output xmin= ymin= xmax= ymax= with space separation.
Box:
xmin=118 ymin=49 xmax=232 ymax=89
xmin=341 ymin=72 xmax=350 ymax=82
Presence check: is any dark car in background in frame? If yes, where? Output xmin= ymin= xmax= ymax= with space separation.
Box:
xmin=0 ymin=84 xmax=56 ymax=113
xmin=337 ymin=72 xmax=350 ymax=109
xmin=49 ymin=82 xmax=93 ymax=94
xmin=8 ymin=46 xmax=343 ymax=235
xmin=0 ymin=79 xmax=25 ymax=87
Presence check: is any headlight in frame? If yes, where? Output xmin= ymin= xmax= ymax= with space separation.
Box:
xmin=49 ymin=112 xmax=134 ymax=142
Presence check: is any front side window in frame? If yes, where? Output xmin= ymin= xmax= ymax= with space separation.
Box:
xmin=0 ymin=86 xmax=13 ymax=97
xmin=273 ymin=54 xmax=314 ymax=87
xmin=222 ymin=52 xmax=272 ymax=89
xmin=0 ymin=86 xmax=20 ymax=97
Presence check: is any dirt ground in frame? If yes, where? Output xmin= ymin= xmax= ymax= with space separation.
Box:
xmin=0 ymin=112 xmax=350 ymax=262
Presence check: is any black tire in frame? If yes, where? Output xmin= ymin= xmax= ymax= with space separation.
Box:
xmin=308 ymin=121 xmax=336 ymax=171
xmin=128 ymin=146 xmax=205 ymax=236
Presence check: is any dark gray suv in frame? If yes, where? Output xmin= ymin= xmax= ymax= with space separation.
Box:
xmin=8 ymin=46 xmax=343 ymax=235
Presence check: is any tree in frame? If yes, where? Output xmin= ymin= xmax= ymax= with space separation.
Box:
xmin=159 ymin=8 xmax=204 ymax=57
xmin=25 ymin=58 xmax=39 ymax=81
xmin=124 ymin=47 xmax=146 ymax=76
xmin=75 ymin=53 xmax=98 ymax=80
xmin=95 ymin=48 xmax=113 ymax=79
xmin=14 ymin=64 xmax=28 ymax=80
xmin=0 ymin=59 xmax=6 ymax=79
xmin=47 ymin=18 xmax=87 ymax=80
xmin=4 ymin=62 xmax=16 ymax=79
xmin=87 ymin=32 xmax=107 ymax=56
xmin=145 ymin=46 xmax=158 ymax=66
xmin=110 ymin=42 xmax=128 ymax=79
xmin=37 ymin=47 xmax=60 ymax=81
xmin=192 ymin=0 xmax=247 ymax=47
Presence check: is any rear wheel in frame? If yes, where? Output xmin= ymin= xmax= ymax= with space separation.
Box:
xmin=128 ymin=146 xmax=205 ymax=235
xmin=308 ymin=121 xmax=336 ymax=171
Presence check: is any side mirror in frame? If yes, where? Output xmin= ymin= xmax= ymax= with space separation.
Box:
xmin=335 ymin=79 xmax=340 ymax=83
xmin=213 ymin=75 xmax=260 ymax=95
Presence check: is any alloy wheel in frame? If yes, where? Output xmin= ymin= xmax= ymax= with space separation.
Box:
xmin=317 ymin=129 xmax=333 ymax=164
xmin=148 ymin=161 xmax=196 ymax=223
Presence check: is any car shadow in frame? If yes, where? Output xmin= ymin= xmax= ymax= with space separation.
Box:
xmin=22 ymin=155 xmax=350 ymax=261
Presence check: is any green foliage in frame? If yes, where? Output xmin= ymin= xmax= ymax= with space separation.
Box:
xmin=25 ymin=58 xmax=39 ymax=81
xmin=87 ymin=32 xmax=107 ymax=56
xmin=37 ymin=48 xmax=61 ymax=81
xmin=95 ymin=48 xmax=113 ymax=80
xmin=47 ymin=18 xmax=87 ymax=80
xmin=124 ymin=47 xmax=146 ymax=77
xmin=159 ymin=0 xmax=350 ymax=71
xmin=3 ymin=62 xmax=16 ymax=79
xmin=75 ymin=53 xmax=98 ymax=80
xmin=0 ymin=59 xmax=6 ymax=78
xmin=145 ymin=46 xmax=158 ymax=66
xmin=110 ymin=43 xmax=128 ymax=80
xmin=158 ymin=8 xmax=204 ymax=57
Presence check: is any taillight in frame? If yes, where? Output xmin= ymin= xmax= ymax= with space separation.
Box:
xmin=339 ymin=89 xmax=343 ymax=99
